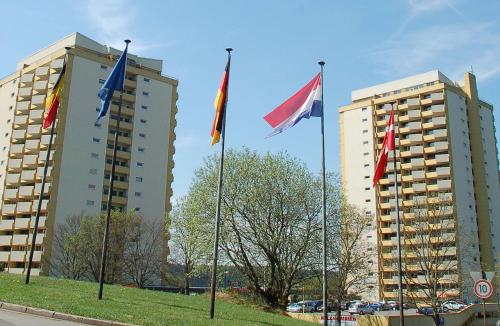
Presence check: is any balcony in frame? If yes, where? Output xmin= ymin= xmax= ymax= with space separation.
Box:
xmin=17 ymin=202 xmax=33 ymax=214
xmin=426 ymin=154 xmax=449 ymax=166
xmin=108 ymin=118 xmax=133 ymax=131
xmin=27 ymin=124 xmax=42 ymax=138
xmin=0 ymin=252 xmax=9 ymax=261
xmin=399 ymin=110 xmax=420 ymax=122
xmin=7 ymin=159 xmax=22 ymax=172
xmin=400 ymin=134 xmax=423 ymax=146
xmin=20 ymin=73 xmax=34 ymax=83
xmin=28 ymin=233 xmax=45 ymax=246
xmin=23 ymin=155 xmax=38 ymax=168
xmin=25 ymin=139 xmax=40 ymax=153
xmin=424 ymin=141 xmax=448 ymax=154
xmin=16 ymin=101 xmax=30 ymax=114
xmin=34 ymin=182 xmax=51 ymax=196
xmin=0 ymin=219 xmax=14 ymax=229
xmin=12 ymin=129 xmax=26 ymax=141
xmin=31 ymin=216 xmax=47 ymax=229
xmin=6 ymin=174 xmax=20 ymax=185
xmin=14 ymin=115 xmax=28 ymax=127
xmin=421 ymin=93 xmax=444 ymax=105
xmin=35 ymin=66 xmax=49 ymax=76
xmin=423 ymin=129 xmax=447 ymax=141
xmin=4 ymin=188 xmax=18 ymax=201
xmin=20 ymin=170 xmax=36 ymax=183
xmin=30 ymin=95 xmax=45 ymax=108
xmin=10 ymin=251 xmax=27 ymax=262
xmin=106 ymin=148 xmax=131 ymax=161
xmin=399 ymin=122 xmax=421 ymax=134
xmin=9 ymin=144 xmax=24 ymax=158
xmin=36 ymin=167 xmax=52 ymax=179
xmin=29 ymin=109 xmax=44 ymax=123
xmin=11 ymin=234 xmax=28 ymax=246
xmin=32 ymin=200 xmax=48 ymax=212
xmin=18 ymin=186 xmax=34 ymax=198
xmin=14 ymin=217 xmax=30 ymax=229
xmin=0 ymin=235 xmax=12 ymax=246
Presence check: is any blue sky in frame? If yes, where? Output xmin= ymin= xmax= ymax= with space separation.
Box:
xmin=1 ymin=0 xmax=499 ymax=200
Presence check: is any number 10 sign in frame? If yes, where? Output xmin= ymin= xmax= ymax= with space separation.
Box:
xmin=473 ymin=279 xmax=493 ymax=299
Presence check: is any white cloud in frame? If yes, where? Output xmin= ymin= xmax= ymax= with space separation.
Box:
xmin=84 ymin=0 xmax=173 ymax=53
xmin=365 ymin=21 xmax=500 ymax=83
xmin=407 ymin=0 xmax=456 ymax=15
xmin=175 ymin=134 xmax=199 ymax=148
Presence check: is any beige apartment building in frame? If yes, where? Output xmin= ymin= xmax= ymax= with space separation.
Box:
xmin=0 ymin=33 xmax=177 ymax=277
xmin=339 ymin=70 xmax=499 ymax=302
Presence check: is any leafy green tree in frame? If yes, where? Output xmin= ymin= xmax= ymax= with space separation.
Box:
xmin=168 ymin=196 xmax=212 ymax=294
xmin=183 ymin=147 xmax=336 ymax=308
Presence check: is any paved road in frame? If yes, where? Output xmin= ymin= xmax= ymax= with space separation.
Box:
xmin=0 ymin=309 xmax=84 ymax=326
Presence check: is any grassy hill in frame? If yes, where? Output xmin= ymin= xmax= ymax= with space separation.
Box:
xmin=0 ymin=273 xmax=311 ymax=325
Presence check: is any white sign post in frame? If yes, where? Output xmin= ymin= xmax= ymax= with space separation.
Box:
xmin=473 ymin=279 xmax=493 ymax=326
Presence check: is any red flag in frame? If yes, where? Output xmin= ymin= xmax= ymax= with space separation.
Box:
xmin=373 ymin=108 xmax=395 ymax=187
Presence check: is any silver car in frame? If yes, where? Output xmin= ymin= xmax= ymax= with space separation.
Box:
xmin=348 ymin=302 xmax=375 ymax=315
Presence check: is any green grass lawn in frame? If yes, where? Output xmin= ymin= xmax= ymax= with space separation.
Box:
xmin=0 ymin=273 xmax=312 ymax=326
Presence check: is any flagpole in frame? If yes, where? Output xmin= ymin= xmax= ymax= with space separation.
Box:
xmin=25 ymin=47 xmax=71 ymax=285
xmin=318 ymin=61 xmax=328 ymax=326
xmin=209 ymin=48 xmax=232 ymax=319
xmin=98 ymin=39 xmax=130 ymax=300
xmin=392 ymin=105 xmax=405 ymax=326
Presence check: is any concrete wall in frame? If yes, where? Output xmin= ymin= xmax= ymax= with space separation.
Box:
xmin=340 ymin=104 xmax=379 ymax=301
xmin=0 ymin=74 xmax=18 ymax=210
xmin=446 ymin=89 xmax=481 ymax=301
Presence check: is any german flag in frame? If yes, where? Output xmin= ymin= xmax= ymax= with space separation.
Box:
xmin=210 ymin=59 xmax=230 ymax=145
xmin=43 ymin=62 xmax=66 ymax=129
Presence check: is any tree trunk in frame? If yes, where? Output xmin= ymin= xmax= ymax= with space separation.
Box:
xmin=432 ymin=312 xmax=440 ymax=326
xmin=336 ymin=308 xmax=342 ymax=326
xmin=184 ymin=275 xmax=190 ymax=295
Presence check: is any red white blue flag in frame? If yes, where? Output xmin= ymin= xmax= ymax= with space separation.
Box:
xmin=264 ymin=73 xmax=322 ymax=137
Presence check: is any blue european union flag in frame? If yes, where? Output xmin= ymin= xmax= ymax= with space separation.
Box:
xmin=96 ymin=42 xmax=129 ymax=121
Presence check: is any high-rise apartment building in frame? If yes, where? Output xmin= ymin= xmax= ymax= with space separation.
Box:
xmin=0 ymin=33 xmax=177 ymax=277
xmin=339 ymin=70 xmax=499 ymax=302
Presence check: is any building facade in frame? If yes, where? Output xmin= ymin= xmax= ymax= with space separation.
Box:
xmin=0 ymin=33 xmax=177 ymax=278
xmin=339 ymin=70 xmax=499 ymax=302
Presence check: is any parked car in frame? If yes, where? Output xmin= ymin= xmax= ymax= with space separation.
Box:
xmin=317 ymin=301 xmax=337 ymax=312
xmin=416 ymin=306 xmax=435 ymax=315
xmin=286 ymin=301 xmax=318 ymax=313
xmin=441 ymin=300 xmax=465 ymax=312
xmin=369 ymin=302 xmax=391 ymax=311
xmin=348 ymin=302 xmax=375 ymax=315
xmin=386 ymin=301 xmax=400 ymax=310
xmin=340 ymin=302 xmax=349 ymax=311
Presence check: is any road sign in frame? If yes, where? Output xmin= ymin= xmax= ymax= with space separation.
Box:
xmin=473 ymin=279 xmax=493 ymax=299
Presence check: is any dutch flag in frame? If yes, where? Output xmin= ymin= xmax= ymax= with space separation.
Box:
xmin=264 ymin=73 xmax=322 ymax=137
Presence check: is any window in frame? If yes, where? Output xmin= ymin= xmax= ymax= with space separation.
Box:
xmin=365 ymin=187 xmax=370 ymax=191
xmin=365 ymin=199 xmax=371 ymax=202
xmin=96 ymin=107 xmax=100 ymax=112
xmin=362 ymin=108 xmax=367 ymax=112
xmin=363 ymin=152 xmax=369 ymax=156
xmin=95 ymin=122 xmax=102 ymax=127
xmin=142 ymin=91 xmax=149 ymax=96
xmin=100 ymin=65 xmax=108 ymax=70
xmin=138 ymin=147 xmax=145 ymax=152
xmin=11 ymin=93 xmax=14 ymax=97
xmin=93 ymin=137 xmax=100 ymax=143
xmin=363 ymin=141 xmax=369 ymax=145
xmin=9 ymin=106 xmax=12 ymax=111
xmin=137 ymin=162 xmax=144 ymax=167
xmin=98 ymin=79 xmax=105 ymax=84
xmin=7 ymin=119 xmax=10 ymax=124
xmin=141 ymin=105 xmax=148 ymax=110
xmin=88 ymin=184 xmax=96 ymax=190
xmin=86 ymin=200 xmax=95 ymax=206
xmin=89 ymin=168 xmax=97 ymax=175
xmin=143 ymin=77 xmax=150 ymax=82
xmin=364 ymin=163 xmax=369 ymax=167
xmin=362 ymin=118 xmax=368 ymax=122
xmin=135 ymin=207 xmax=141 ymax=212
xmin=140 ymin=119 xmax=147 ymax=124
xmin=135 ymin=192 xmax=142 ymax=197
xmin=364 ymin=175 xmax=370 ymax=179
xmin=362 ymin=129 xmax=368 ymax=134
xmin=91 ymin=153 xmax=99 ymax=159
xmin=4 ymin=133 xmax=8 ymax=137
xmin=136 ymin=177 xmax=143 ymax=182
xmin=139 ymin=133 xmax=146 ymax=138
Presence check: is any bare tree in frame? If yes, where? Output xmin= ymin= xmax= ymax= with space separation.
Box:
xmin=328 ymin=204 xmax=375 ymax=324
xmin=47 ymin=214 xmax=87 ymax=280
xmin=123 ymin=216 xmax=164 ymax=288
xmin=403 ymin=193 xmax=465 ymax=326
xmin=168 ymin=196 xmax=212 ymax=294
